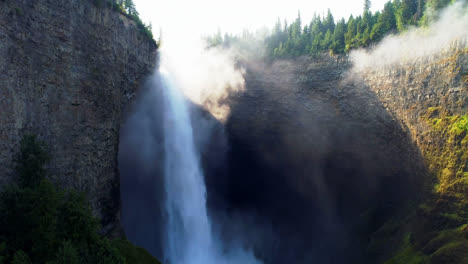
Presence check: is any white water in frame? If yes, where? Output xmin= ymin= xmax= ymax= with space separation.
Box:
xmin=160 ymin=70 xmax=260 ymax=264
xmin=161 ymin=72 xmax=215 ymax=264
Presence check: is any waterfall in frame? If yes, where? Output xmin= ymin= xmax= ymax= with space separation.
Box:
xmin=159 ymin=69 xmax=260 ymax=264
xmin=161 ymin=72 xmax=216 ymax=264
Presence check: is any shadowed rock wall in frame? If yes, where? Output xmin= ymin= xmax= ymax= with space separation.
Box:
xmin=0 ymin=0 xmax=157 ymax=234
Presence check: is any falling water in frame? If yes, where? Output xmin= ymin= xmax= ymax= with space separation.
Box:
xmin=159 ymin=69 xmax=260 ymax=264
xmin=161 ymin=71 xmax=215 ymax=264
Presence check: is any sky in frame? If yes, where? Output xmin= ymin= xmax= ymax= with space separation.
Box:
xmin=133 ymin=0 xmax=388 ymax=37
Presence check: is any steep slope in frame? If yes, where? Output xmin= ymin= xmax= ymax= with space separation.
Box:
xmin=208 ymin=55 xmax=426 ymax=264
xmin=357 ymin=42 xmax=468 ymax=263
xmin=0 ymin=0 xmax=157 ymax=234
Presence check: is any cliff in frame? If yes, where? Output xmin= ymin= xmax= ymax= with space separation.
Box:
xmin=213 ymin=56 xmax=426 ymax=264
xmin=217 ymin=46 xmax=467 ymax=262
xmin=356 ymin=43 xmax=468 ymax=263
xmin=0 ymin=0 xmax=157 ymax=235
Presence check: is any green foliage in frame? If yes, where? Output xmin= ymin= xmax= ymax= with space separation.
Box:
xmin=12 ymin=251 xmax=31 ymax=264
xmin=0 ymin=135 xmax=160 ymax=264
xmin=87 ymin=0 xmax=156 ymax=46
xmin=384 ymin=228 xmax=468 ymax=264
xmin=0 ymin=242 xmax=5 ymax=264
xmin=14 ymin=135 xmax=50 ymax=188
xmin=370 ymin=1 xmax=397 ymax=42
xmin=396 ymin=0 xmax=418 ymax=31
xmin=113 ymin=239 xmax=161 ymax=264
xmin=49 ymin=241 xmax=79 ymax=264
xmin=211 ymin=0 xmax=457 ymax=59
xmin=57 ymin=191 xmax=100 ymax=247
xmin=123 ymin=0 xmax=138 ymax=16
xmin=451 ymin=115 xmax=468 ymax=135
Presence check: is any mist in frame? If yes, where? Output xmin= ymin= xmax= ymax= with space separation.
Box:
xmin=351 ymin=2 xmax=468 ymax=70
xmin=119 ymin=1 xmax=467 ymax=264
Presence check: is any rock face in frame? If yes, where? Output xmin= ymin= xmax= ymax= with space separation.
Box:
xmin=358 ymin=45 xmax=468 ymax=186
xmin=0 ymin=0 xmax=157 ymax=234
xmin=212 ymin=56 xmax=426 ymax=264
xmin=356 ymin=43 xmax=468 ymax=262
xmin=358 ymin=45 xmax=468 ymax=208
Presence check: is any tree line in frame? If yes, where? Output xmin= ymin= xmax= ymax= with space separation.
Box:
xmin=267 ymin=0 xmax=456 ymax=58
xmin=210 ymin=0 xmax=456 ymax=58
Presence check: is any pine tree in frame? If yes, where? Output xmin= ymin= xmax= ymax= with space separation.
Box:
xmin=364 ymin=0 xmax=372 ymax=13
xmin=345 ymin=15 xmax=356 ymax=51
xmin=396 ymin=0 xmax=417 ymax=31
xmin=123 ymin=0 xmax=137 ymax=16
xmin=321 ymin=29 xmax=333 ymax=50
xmin=331 ymin=19 xmax=346 ymax=54
xmin=323 ymin=9 xmax=335 ymax=33
xmin=370 ymin=1 xmax=397 ymax=42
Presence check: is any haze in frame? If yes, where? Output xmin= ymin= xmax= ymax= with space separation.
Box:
xmin=134 ymin=0 xmax=388 ymax=36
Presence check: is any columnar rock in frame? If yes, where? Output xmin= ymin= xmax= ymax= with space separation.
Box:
xmin=0 ymin=0 xmax=157 ymax=234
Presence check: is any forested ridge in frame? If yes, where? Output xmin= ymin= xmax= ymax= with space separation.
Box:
xmin=210 ymin=0 xmax=459 ymax=58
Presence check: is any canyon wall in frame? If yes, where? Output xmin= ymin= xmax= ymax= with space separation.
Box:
xmin=356 ymin=43 xmax=468 ymax=263
xmin=0 ymin=0 xmax=157 ymax=234
xmin=210 ymin=56 xmax=426 ymax=264
xmin=358 ymin=44 xmax=468 ymax=219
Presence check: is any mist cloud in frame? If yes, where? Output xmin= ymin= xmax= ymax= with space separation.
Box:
xmin=351 ymin=2 xmax=468 ymax=70
xmin=160 ymin=36 xmax=246 ymax=121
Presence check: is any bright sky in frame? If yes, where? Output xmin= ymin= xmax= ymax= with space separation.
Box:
xmin=133 ymin=0 xmax=388 ymax=37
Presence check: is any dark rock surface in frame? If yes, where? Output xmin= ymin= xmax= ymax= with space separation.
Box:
xmin=206 ymin=57 xmax=426 ymax=264
xmin=0 ymin=0 xmax=157 ymax=235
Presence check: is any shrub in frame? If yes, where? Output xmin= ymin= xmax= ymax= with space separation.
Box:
xmin=12 ymin=251 xmax=31 ymax=264
xmin=0 ymin=135 xmax=160 ymax=263
xmin=49 ymin=240 xmax=80 ymax=264
xmin=0 ymin=135 xmax=124 ymax=263
xmin=14 ymin=135 xmax=50 ymax=188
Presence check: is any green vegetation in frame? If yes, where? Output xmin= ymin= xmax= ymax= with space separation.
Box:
xmin=423 ymin=110 xmax=468 ymax=192
xmin=385 ymin=234 xmax=428 ymax=264
xmin=0 ymin=135 xmax=160 ymax=264
xmin=210 ymin=0 xmax=458 ymax=59
xmin=113 ymin=240 xmax=161 ymax=264
xmin=385 ymin=229 xmax=468 ymax=264
xmin=88 ymin=0 xmax=156 ymax=46
xmin=266 ymin=0 xmax=459 ymax=58
xmin=264 ymin=0 xmax=457 ymax=58
xmin=382 ymin=108 xmax=468 ymax=264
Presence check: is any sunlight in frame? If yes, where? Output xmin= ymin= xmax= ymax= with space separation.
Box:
xmin=134 ymin=0 xmax=388 ymax=36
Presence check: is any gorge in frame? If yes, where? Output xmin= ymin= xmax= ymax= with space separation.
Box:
xmin=1 ymin=0 xmax=468 ymax=263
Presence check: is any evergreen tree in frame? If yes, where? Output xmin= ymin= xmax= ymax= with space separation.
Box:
xmin=124 ymin=0 xmax=137 ymax=16
xmin=364 ymin=0 xmax=372 ymax=12
xmin=321 ymin=29 xmax=333 ymax=50
xmin=14 ymin=135 xmax=50 ymax=188
xmin=323 ymin=9 xmax=336 ymax=33
xmin=345 ymin=15 xmax=358 ymax=51
xmin=371 ymin=1 xmax=397 ymax=42
xmin=311 ymin=32 xmax=323 ymax=55
xmin=331 ymin=18 xmax=346 ymax=54
xmin=427 ymin=0 xmax=453 ymax=10
xmin=49 ymin=241 xmax=79 ymax=264
xmin=11 ymin=251 xmax=30 ymax=264
xmin=396 ymin=0 xmax=418 ymax=31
